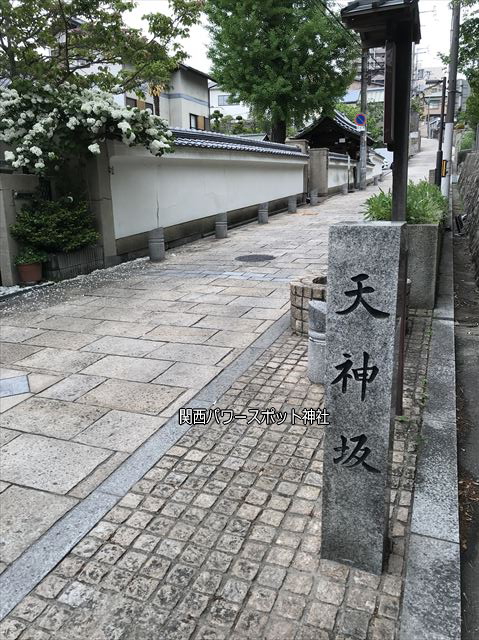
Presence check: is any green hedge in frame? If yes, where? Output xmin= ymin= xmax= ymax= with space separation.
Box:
xmin=364 ymin=180 xmax=448 ymax=224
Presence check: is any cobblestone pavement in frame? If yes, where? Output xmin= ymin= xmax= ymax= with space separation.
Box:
xmin=0 ymin=309 xmax=431 ymax=640
xmin=2 ymin=182 xmax=382 ymax=572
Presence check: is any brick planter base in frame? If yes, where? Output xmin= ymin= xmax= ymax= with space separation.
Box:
xmin=290 ymin=275 xmax=327 ymax=334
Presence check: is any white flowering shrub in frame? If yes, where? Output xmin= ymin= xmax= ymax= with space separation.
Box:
xmin=0 ymin=82 xmax=173 ymax=174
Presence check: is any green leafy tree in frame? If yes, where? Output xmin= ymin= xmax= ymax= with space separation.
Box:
xmin=0 ymin=0 xmax=201 ymax=94
xmin=210 ymin=109 xmax=224 ymax=131
xmin=205 ymin=0 xmax=358 ymax=143
xmin=442 ymin=0 xmax=479 ymax=129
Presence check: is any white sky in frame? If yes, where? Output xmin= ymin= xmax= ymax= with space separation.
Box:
xmin=124 ymin=0 xmax=455 ymax=75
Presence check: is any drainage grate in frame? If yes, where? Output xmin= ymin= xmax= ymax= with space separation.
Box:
xmin=235 ymin=254 xmax=276 ymax=262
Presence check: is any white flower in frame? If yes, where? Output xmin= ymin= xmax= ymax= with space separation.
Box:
xmin=30 ymin=146 xmax=43 ymax=156
xmin=34 ymin=160 xmax=45 ymax=169
xmin=4 ymin=151 xmax=15 ymax=161
xmin=117 ymin=121 xmax=131 ymax=132
xmin=88 ymin=143 xmax=101 ymax=155
xmin=66 ymin=116 xmax=79 ymax=130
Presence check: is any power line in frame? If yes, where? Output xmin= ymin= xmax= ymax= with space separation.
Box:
xmin=314 ymin=0 xmax=385 ymax=79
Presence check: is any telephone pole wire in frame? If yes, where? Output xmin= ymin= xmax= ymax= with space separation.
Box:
xmin=359 ymin=48 xmax=368 ymax=190
xmin=441 ymin=0 xmax=461 ymax=197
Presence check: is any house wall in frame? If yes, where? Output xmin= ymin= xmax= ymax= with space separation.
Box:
xmin=107 ymin=142 xmax=306 ymax=247
xmin=209 ymin=88 xmax=250 ymax=119
xmin=165 ymin=69 xmax=210 ymax=129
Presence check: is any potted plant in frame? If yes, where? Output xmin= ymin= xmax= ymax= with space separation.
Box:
xmin=364 ymin=180 xmax=448 ymax=309
xmin=14 ymin=247 xmax=48 ymax=284
xmin=10 ymin=196 xmax=101 ymax=280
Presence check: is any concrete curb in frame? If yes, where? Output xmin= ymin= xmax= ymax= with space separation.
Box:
xmin=0 ymin=313 xmax=290 ymax=620
xmin=400 ymin=221 xmax=461 ymax=639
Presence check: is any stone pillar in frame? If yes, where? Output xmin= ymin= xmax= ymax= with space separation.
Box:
xmin=309 ymin=189 xmax=319 ymax=206
xmin=258 ymin=202 xmax=269 ymax=224
xmin=308 ymin=301 xmax=327 ymax=384
xmin=429 ymin=168 xmax=437 ymax=185
xmin=215 ymin=212 xmax=228 ymax=239
xmin=148 ymin=227 xmax=165 ymax=262
xmin=288 ymin=196 xmax=297 ymax=213
xmin=309 ymin=148 xmax=329 ymax=199
xmin=341 ymin=183 xmax=348 ymax=195
xmin=86 ymin=141 xmax=120 ymax=267
xmin=321 ymin=221 xmax=407 ymax=574
xmin=0 ymin=173 xmax=39 ymax=286
xmin=373 ymin=176 xmax=379 ymax=186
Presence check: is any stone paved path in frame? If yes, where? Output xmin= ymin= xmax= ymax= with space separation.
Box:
xmin=1 ymin=183 xmax=378 ymax=574
xmin=0 ymin=309 xmax=431 ymax=640
xmin=0 ymin=140 xmax=436 ymax=634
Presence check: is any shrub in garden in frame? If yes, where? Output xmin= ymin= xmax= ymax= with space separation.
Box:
xmin=10 ymin=197 xmax=100 ymax=253
xmin=0 ymin=82 xmax=173 ymax=175
xmin=14 ymin=247 xmax=48 ymax=265
xmin=363 ymin=180 xmax=448 ymax=224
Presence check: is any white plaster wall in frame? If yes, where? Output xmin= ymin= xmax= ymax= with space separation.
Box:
xmin=328 ymin=160 xmax=350 ymax=189
xmin=108 ymin=144 xmax=306 ymax=240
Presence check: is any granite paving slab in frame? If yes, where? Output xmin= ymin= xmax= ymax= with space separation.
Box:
xmin=152 ymin=362 xmax=221 ymax=389
xmin=25 ymin=330 xmax=99 ymax=350
xmin=206 ymin=331 xmax=259 ymax=349
xmin=0 ymin=375 xmax=29 ymax=398
xmin=0 ymin=393 xmax=32 ymax=413
xmin=73 ymin=410 xmax=167 ymax=453
xmin=91 ymin=321 xmax=158 ymax=339
xmin=146 ymin=342 xmax=231 ymax=366
xmin=0 ymin=326 xmax=45 ymax=343
xmin=80 ymin=355 xmax=172 ymax=383
xmin=194 ymin=316 xmax=263 ymax=333
xmin=39 ymin=374 xmax=106 ymax=402
xmin=0 ymin=428 xmax=22 ymax=446
xmin=0 ymin=397 xmax=107 ymax=439
xmin=0 ymin=486 xmax=77 ymax=564
xmin=140 ymin=312 xmax=205 ymax=328
xmin=81 ymin=336 xmax=163 ymax=357
xmin=0 ymin=434 xmax=111 ymax=493
xmin=77 ymin=379 xmax=186 ymax=415
xmin=188 ymin=304 xmax=253 ymax=318
xmin=15 ymin=348 xmax=103 ymax=374
xmin=36 ymin=317 xmax=102 ymax=333
xmin=0 ymin=343 xmax=42 ymax=365
xmin=142 ymin=326 xmax=217 ymax=344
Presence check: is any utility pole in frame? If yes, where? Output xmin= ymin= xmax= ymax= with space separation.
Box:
xmin=441 ymin=0 xmax=461 ymax=197
xmin=359 ymin=48 xmax=368 ymax=190
xmin=435 ymin=76 xmax=447 ymax=186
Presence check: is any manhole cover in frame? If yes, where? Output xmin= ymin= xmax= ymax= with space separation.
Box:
xmin=235 ymin=254 xmax=276 ymax=262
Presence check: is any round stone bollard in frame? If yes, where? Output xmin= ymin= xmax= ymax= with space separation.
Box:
xmin=341 ymin=183 xmax=348 ymax=195
xmin=309 ymin=189 xmax=319 ymax=206
xmin=288 ymin=195 xmax=297 ymax=213
xmin=373 ymin=176 xmax=379 ymax=186
xmin=308 ymin=300 xmax=327 ymax=384
xmin=215 ymin=213 xmax=228 ymax=239
xmin=258 ymin=202 xmax=269 ymax=224
xmin=148 ymin=227 xmax=165 ymax=262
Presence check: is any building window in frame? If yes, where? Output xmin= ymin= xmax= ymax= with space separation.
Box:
xmin=190 ymin=114 xmax=207 ymax=130
xmin=218 ymin=94 xmax=239 ymax=106
xmin=190 ymin=113 xmax=199 ymax=129
xmin=125 ymin=97 xmax=137 ymax=108
xmin=144 ymin=102 xmax=154 ymax=113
